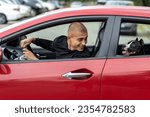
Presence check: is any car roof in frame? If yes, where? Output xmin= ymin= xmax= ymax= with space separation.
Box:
xmin=0 ymin=6 xmax=150 ymax=38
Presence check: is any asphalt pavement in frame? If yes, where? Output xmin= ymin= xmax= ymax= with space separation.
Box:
xmin=0 ymin=20 xmax=19 ymax=29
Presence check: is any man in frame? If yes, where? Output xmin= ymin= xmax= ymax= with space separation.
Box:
xmin=20 ymin=22 xmax=91 ymax=60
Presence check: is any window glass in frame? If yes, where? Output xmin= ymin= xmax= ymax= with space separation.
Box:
xmin=118 ymin=22 xmax=150 ymax=55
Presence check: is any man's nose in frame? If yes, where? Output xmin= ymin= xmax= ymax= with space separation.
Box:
xmin=82 ymin=42 xmax=86 ymax=45
xmin=82 ymin=41 xmax=86 ymax=45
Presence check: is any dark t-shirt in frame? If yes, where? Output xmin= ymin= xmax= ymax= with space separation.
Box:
xmin=34 ymin=35 xmax=91 ymax=59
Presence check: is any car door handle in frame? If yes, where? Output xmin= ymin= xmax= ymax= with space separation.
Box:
xmin=62 ymin=72 xmax=92 ymax=79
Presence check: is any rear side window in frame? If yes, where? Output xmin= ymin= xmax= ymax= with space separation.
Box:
xmin=117 ymin=21 xmax=150 ymax=56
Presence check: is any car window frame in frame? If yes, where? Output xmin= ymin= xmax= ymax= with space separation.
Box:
xmin=108 ymin=16 xmax=150 ymax=58
xmin=1 ymin=15 xmax=115 ymax=64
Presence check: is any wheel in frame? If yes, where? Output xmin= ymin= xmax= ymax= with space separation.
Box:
xmin=0 ymin=13 xmax=7 ymax=24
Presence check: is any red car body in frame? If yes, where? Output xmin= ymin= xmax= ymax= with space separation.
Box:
xmin=0 ymin=6 xmax=150 ymax=99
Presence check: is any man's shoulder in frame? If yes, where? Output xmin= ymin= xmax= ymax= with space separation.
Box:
xmin=53 ymin=35 xmax=68 ymax=49
xmin=54 ymin=35 xmax=67 ymax=43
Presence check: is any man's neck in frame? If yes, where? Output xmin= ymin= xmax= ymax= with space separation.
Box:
xmin=67 ymin=39 xmax=75 ymax=51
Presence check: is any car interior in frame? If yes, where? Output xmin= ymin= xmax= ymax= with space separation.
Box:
xmin=117 ymin=43 xmax=150 ymax=55
xmin=1 ymin=21 xmax=106 ymax=61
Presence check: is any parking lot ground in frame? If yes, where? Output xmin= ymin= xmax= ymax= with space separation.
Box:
xmin=0 ymin=21 xmax=18 ymax=29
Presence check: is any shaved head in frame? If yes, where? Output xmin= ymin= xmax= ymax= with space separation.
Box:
xmin=67 ymin=22 xmax=88 ymax=51
xmin=68 ymin=22 xmax=87 ymax=37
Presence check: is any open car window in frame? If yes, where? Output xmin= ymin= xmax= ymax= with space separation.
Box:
xmin=24 ymin=22 xmax=105 ymax=59
xmin=1 ymin=21 xmax=106 ymax=62
xmin=117 ymin=21 xmax=150 ymax=56
xmin=26 ymin=22 xmax=102 ymax=47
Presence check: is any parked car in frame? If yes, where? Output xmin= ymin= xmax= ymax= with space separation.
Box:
xmin=36 ymin=0 xmax=55 ymax=11
xmin=1 ymin=6 xmax=150 ymax=100
xmin=105 ymin=0 xmax=134 ymax=6
xmin=70 ymin=1 xmax=83 ymax=8
xmin=1 ymin=0 xmax=32 ymax=18
xmin=0 ymin=1 xmax=23 ymax=22
xmin=97 ymin=0 xmax=108 ymax=5
xmin=105 ymin=0 xmax=137 ymax=35
xmin=0 ymin=13 xmax=7 ymax=24
xmin=17 ymin=0 xmax=46 ymax=16
xmin=48 ymin=0 xmax=62 ymax=9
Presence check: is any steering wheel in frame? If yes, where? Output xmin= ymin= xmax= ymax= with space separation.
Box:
xmin=2 ymin=35 xmax=34 ymax=61
xmin=3 ymin=45 xmax=33 ymax=60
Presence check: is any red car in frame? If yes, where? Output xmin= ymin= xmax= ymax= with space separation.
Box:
xmin=0 ymin=6 xmax=150 ymax=100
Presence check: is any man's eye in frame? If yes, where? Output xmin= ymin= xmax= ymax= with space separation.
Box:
xmin=78 ymin=38 xmax=83 ymax=41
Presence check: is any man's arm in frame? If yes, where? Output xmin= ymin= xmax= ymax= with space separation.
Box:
xmin=34 ymin=38 xmax=54 ymax=51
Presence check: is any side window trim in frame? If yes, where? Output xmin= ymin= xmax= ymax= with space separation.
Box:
xmin=1 ymin=16 xmax=113 ymax=63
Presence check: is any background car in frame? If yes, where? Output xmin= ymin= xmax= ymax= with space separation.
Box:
xmin=0 ymin=1 xmax=23 ymax=22
xmin=70 ymin=1 xmax=83 ymax=8
xmin=48 ymin=0 xmax=62 ymax=9
xmin=17 ymin=0 xmax=46 ymax=16
xmin=105 ymin=0 xmax=134 ymax=6
xmin=1 ymin=0 xmax=32 ymax=18
xmin=36 ymin=0 xmax=55 ymax=11
xmin=97 ymin=0 xmax=108 ymax=5
xmin=0 ymin=13 xmax=7 ymax=24
xmin=0 ymin=6 xmax=150 ymax=100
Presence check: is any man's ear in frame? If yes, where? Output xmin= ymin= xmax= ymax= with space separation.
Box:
xmin=140 ymin=39 xmax=144 ymax=46
xmin=67 ymin=35 xmax=71 ymax=40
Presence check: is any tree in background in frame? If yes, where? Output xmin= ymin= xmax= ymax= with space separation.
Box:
xmin=133 ymin=0 xmax=150 ymax=6
xmin=141 ymin=0 xmax=150 ymax=6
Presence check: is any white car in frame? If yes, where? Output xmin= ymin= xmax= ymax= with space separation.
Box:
xmin=0 ymin=13 xmax=7 ymax=24
xmin=105 ymin=0 xmax=134 ymax=6
xmin=0 ymin=1 xmax=23 ymax=22
xmin=70 ymin=1 xmax=83 ymax=8
xmin=1 ymin=0 xmax=32 ymax=17
xmin=18 ymin=4 xmax=32 ymax=17
xmin=36 ymin=0 xmax=55 ymax=11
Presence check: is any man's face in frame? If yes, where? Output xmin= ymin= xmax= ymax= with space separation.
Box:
xmin=69 ymin=32 xmax=88 ymax=51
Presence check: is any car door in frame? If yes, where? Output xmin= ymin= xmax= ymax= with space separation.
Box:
xmin=102 ymin=16 xmax=150 ymax=99
xmin=0 ymin=16 xmax=114 ymax=100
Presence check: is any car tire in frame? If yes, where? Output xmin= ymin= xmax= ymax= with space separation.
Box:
xmin=0 ymin=13 xmax=7 ymax=24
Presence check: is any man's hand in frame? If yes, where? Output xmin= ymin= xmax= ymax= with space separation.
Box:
xmin=20 ymin=38 xmax=35 ymax=48
xmin=23 ymin=48 xmax=38 ymax=60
